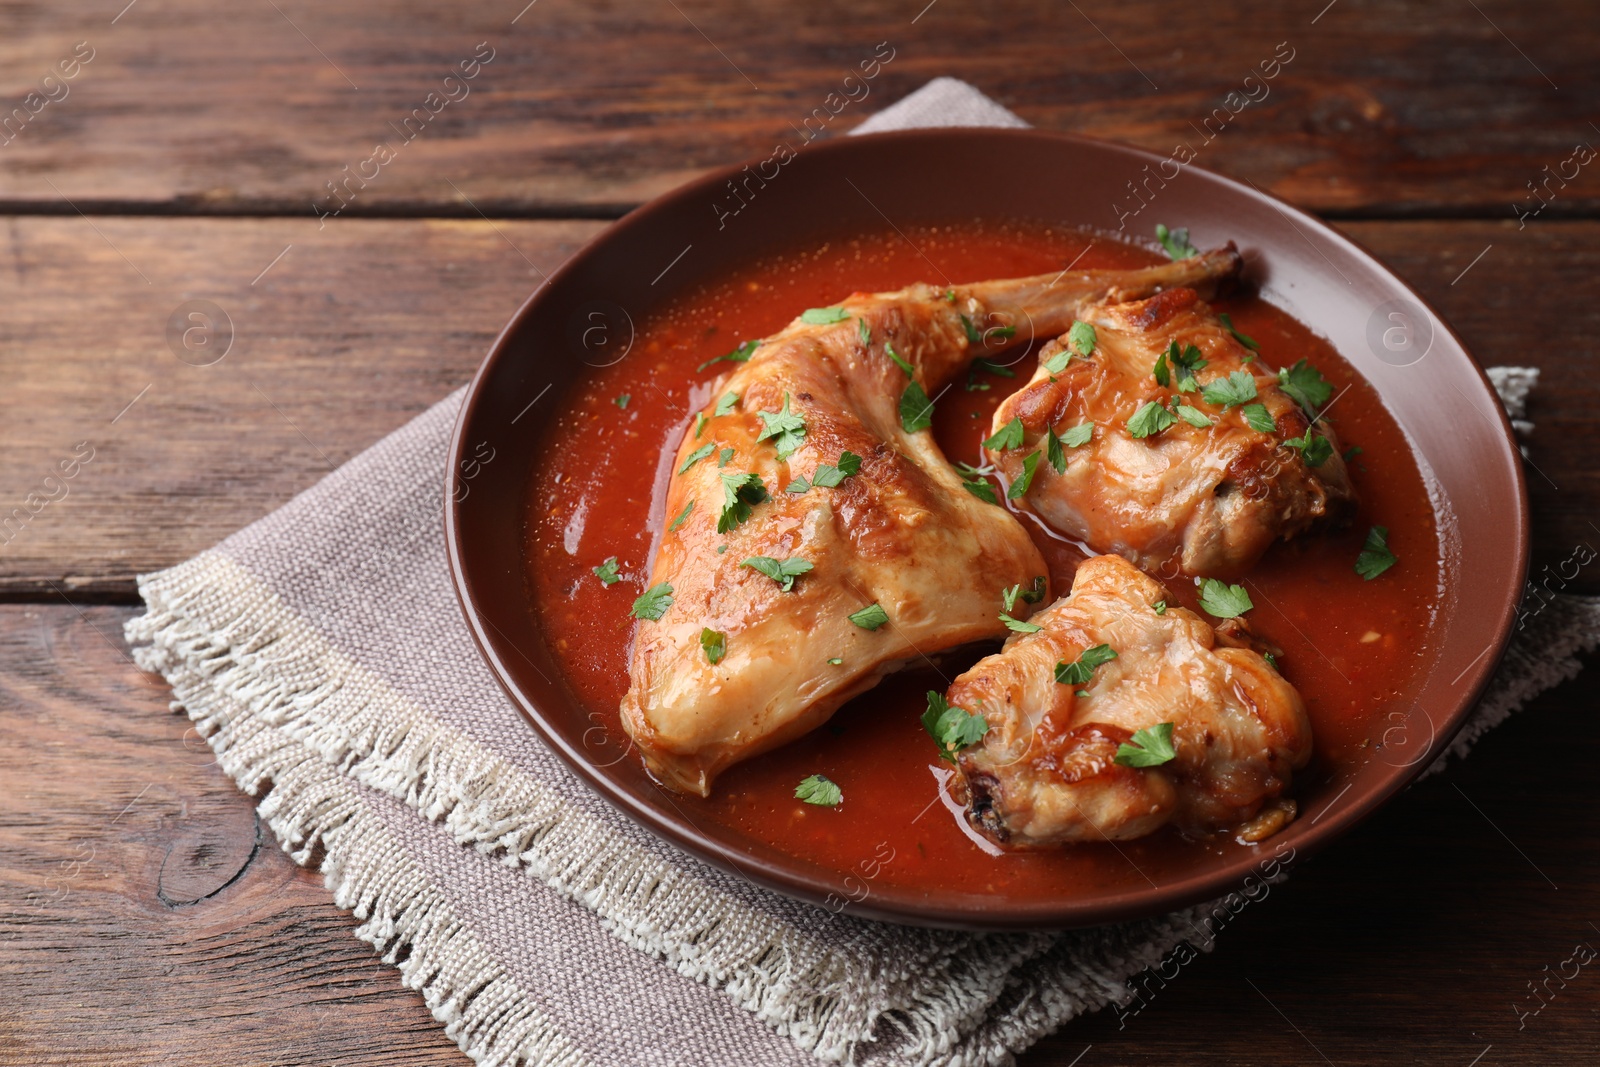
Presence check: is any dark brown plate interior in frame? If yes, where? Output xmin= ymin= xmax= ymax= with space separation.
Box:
xmin=445 ymin=128 xmax=1528 ymax=929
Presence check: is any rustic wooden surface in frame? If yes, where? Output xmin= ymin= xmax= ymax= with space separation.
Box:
xmin=1 ymin=1 xmax=1597 ymax=1064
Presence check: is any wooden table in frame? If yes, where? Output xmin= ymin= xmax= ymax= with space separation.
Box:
xmin=3 ymin=2 xmax=1597 ymax=1063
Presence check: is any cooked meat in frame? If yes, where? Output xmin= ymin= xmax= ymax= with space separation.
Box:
xmin=988 ymin=258 xmax=1356 ymax=578
xmin=622 ymin=257 xmax=1236 ymax=796
xmin=948 ymin=554 xmax=1312 ymax=846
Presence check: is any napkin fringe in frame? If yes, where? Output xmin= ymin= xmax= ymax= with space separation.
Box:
xmin=125 ymin=552 xmax=1070 ymax=1066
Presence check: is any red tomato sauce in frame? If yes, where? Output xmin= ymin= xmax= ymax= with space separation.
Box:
xmin=524 ymin=221 xmax=1443 ymax=898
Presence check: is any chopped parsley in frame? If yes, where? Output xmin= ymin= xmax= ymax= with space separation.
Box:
xmin=922 ymin=691 xmax=988 ymax=762
xmin=1355 ymin=525 xmax=1398 ymax=580
xmin=943 ymin=289 xmax=957 ymax=303
xmin=1278 ymin=359 xmax=1333 ymax=415
xmin=678 ymin=442 xmax=715 ymax=474
xmin=827 ymin=657 xmax=843 ymax=665
xmin=973 ymin=357 xmax=1016 ymax=379
xmin=899 ymin=380 xmax=935 ymax=433
xmin=1041 ymin=349 xmax=1073 ymax=375
xmin=714 ymin=391 xmax=739 ymax=417
xmin=1154 ymin=341 xmax=1207 ymax=392
xmin=1127 ymin=401 xmax=1176 ymax=439
xmin=1263 ymin=651 xmax=1279 ymax=671
xmin=716 ymin=472 xmax=768 ymax=533
xmin=1200 ymin=370 xmax=1258 ymax=409
xmin=1155 ymin=223 xmax=1199 ymax=261
xmin=592 ymin=557 xmax=621 ymax=586
xmin=1055 ymin=643 xmax=1118 ymax=686
xmin=1045 ymin=427 xmax=1067 ymax=473
xmin=700 ymin=627 xmax=726 ymax=665
xmin=717 ymin=447 xmax=734 ymax=467
xmin=812 ymin=450 xmax=862 ymax=488
xmin=614 ymin=394 xmax=631 ymax=409
xmin=693 ymin=412 xmax=708 ymax=438
xmin=1068 ymin=320 xmax=1097 ymax=356
xmin=1241 ymin=403 xmax=1277 ymax=433
xmin=1218 ymin=312 xmax=1259 ymax=353
xmin=667 ymin=499 xmax=694 ymax=532
xmin=697 ymin=338 xmax=760 ymax=372
xmin=962 ymin=477 xmax=999 ymax=504
xmin=756 ymin=393 xmax=807 ymax=460
xmin=1343 ymin=445 xmax=1364 ymax=462
xmin=1152 ymin=600 xmax=1167 ymax=615
xmin=1175 ymin=403 xmax=1214 ymax=428
xmin=1061 ymin=421 xmax=1095 ymax=448
xmin=1114 ymin=722 xmax=1177 ymax=768
xmin=786 ymin=477 xmax=811 ymax=494
xmin=1283 ymin=429 xmax=1334 ymax=467
xmin=800 ymin=306 xmax=850 ymax=324
xmin=959 ymin=314 xmax=982 ymax=345
xmin=984 ymin=417 xmax=1025 ymax=452
xmin=740 ymin=555 xmax=813 ymax=591
xmin=885 ymin=342 xmax=915 ymax=377
xmin=857 ymin=317 xmax=871 ymax=345
xmin=1008 ymin=451 xmax=1041 ymax=499
xmin=795 ymin=774 xmax=842 ymax=806
xmin=848 ymin=603 xmax=889 ymax=630
xmin=1198 ymin=578 xmax=1253 ymax=619
xmin=999 ymin=613 xmax=1041 ymax=634
xmin=630 ymin=582 xmax=674 ymax=621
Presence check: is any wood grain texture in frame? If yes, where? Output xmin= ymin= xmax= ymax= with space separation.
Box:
xmin=0 ymin=0 xmax=1594 ymax=217
xmin=0 ymin=605 xmax=1593 ymax=1066
xmin=0 ymin=216 xmax=1593 ymax=599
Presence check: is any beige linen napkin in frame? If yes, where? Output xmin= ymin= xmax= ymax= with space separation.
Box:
xmin=126 ymin=79 xmax=1599 ymax=1067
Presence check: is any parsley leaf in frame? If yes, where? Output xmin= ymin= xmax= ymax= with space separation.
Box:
xmin=1068 ymin=320 xmax=1097 ymax=356
xmin=1020 ymin=575 xmax=1047 ymax=603
xmin=1241 ymin=403 xmax=1277 ymax=433
xmin=1127 ymin=401 xmax=1176 ymax=438
xmin=1198 ymin=578 xmax=1253 ymax=619
xmin=848 ymin=602 xmax=889 ymax=630
xmin=717 ymin=447 xmax=734 ymax=467
xmin=714 ymin=392 xmax=739 ymax=417
xmin=857 ymin=317 xmax=871 ymax=345
xmin=716 ymin=472 xmax=768 ymax=533
xmin=1055 ymin=643 xmax=1118 ymax=686
xmin=1114 ymin=722 xmax=1177 ymax=768
xmin=899 ymin=380 xmax=935 ymax=433
xmin=1278 ymin=359 xmax=1332 ymax=414
xmin=1175 ymin=404 xmax=1214 ymax=428
xmin=678 ymin=442 xmax=715 ymax=474
xmin=1000 ymin=613 xmax=1041 ymax=634
xmin=693 ymin=412 xmax=708 ymax=438
xmin=697 ymin=338 xmax=760 ymax=372
xmin=1283 ymin=430 xmax=1334 ymax=467
xmin=785 ymin=476 xmax=811 ymax=494
xmin=741 ymin=555 xmax=813 ymax=592
xmin=667 ymin=499 xmax=694 ymax=532
xmin=984 ymin=417 xmax=1025 ymax=452
xmin=1042 ymin=349 xmax=1073 ymax=375
xmin=593 ymin=557 xmax=621 ymax=586
xmin=959 ymin=314 xmax=983 ymax=345
xmin=1201 ymin=370 xmax=1258 ymax=409
xmin=1155 ymin=224 xmax=1199 ymax=261
xmin=800 ymin=306 xmax=849 ymax=324
xmin=1218 ymin=312 xmax=1259 ymax=352
xmin=1154 ymin=349 xmax=1170 ymax=387
xmin=756 ymin=393 xmax=807 ymax=460
xmin=630 ymin=582 xmax=674 ymax=621
xmin=974 ymin=357 xmax=1016 ymax=379
xmin=811 ymin=450 xmax=862 ymax=489
xmin=922 ymin=691 xmax=988 ymax=762
xmin=1045 ymin=427 xmax=1067 ymax=474
xmin=1061 ymin=421 xmax=1094 ymax=448
xmin=1008 ymin=451 xmax=1041 ymax=499
xmin=1152 ymin=600 xmax=1167 ymax=615
xmin=700 ymin=627 xmax=726 ymax=665
xmin=1263 ymin=651 xmax=1279 ymax=671
xmin=885 ymin=343 xmax=915 ymax=377
xmin=962 ymin=478 xmax=999 ymax=504
xmin=1355 ymin=525 xmax=1398 ymax=580
xmin=614 ymin=394 xmax=631 ymax=409
xmin=795 ymin=774 xmax=842 ymax=806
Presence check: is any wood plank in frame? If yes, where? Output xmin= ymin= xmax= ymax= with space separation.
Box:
xmin=0 ymin=0 xmax=1594 ymax=216
xmin=1 ymin=605 xmax=1594 ymax=1065
xmin=0 ymin=216 xmax=1592 ymax=598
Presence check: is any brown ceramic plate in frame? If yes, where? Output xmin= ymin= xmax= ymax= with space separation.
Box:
xmin=444 ymin=128 xmax=1527 ymax=929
